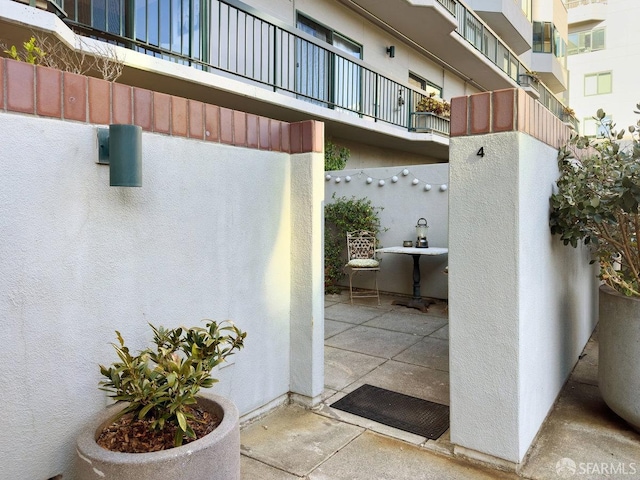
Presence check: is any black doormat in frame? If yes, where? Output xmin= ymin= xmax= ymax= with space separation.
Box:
xmin=331 ymin=384 xmax=449 ymax=439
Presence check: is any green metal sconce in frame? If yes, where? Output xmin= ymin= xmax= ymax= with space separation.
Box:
xmin=97 ymin=124 xmax=142 ymax=187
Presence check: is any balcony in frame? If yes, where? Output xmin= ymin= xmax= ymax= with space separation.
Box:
xmin=531 ymin=52 xmax=569 ymax=94
xmin=567 ymin=0 xmax=608 ymax=25
xmin=517 ymin=73 xmax=540 ymax=99
xmin=1 ymin=0 xmax=575 ymax=157
xmin=1 ymin=0 xmax=454 ymax=158
xmin=411 ymin=113 xmax=451 ymax=135
xmin=336 ymin=0 xmax=459 ymax=41
xmin=465 ymin=0 xmax=533 ymax=54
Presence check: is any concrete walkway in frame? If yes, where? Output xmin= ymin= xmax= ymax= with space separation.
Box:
xmin=240 ymin=293 xmax=640 ymax=479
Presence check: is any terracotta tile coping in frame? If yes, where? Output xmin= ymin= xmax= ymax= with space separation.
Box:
xmin=450 ymin=88 xmax=573 ymax=150
xmin=0 ymin=58 xmax=323 ymax=154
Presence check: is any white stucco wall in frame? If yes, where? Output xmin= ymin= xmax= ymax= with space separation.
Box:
xmin=448 ymin=131 xmax=597 ymax=463
xmin=329 ymin=137 xmax=443 ymax=169
xmin=0 ymin=113 xmax=323 ymax=479
xmin=325 ymin=163 xmax=449 ymax=299
xmin=290 ymin=151 xmax=326 ymax=401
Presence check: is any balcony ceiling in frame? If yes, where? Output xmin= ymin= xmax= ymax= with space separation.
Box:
xmin=337 ymin=0 xmax=459 ymax=40
xmin=567 ymin=2 xmax=607 ymax=26
xmin=338 ymin=0 xmax=520 ymax=93
xmin=473 ymin=12 xmax=532 ymax=55
xmin=466 ymin=0 xmax=532 ymax=55
xmin=531 ymin=52 xmax=568 ymax=94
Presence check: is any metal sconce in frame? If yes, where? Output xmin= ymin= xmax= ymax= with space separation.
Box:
xmin=386 ymin=45 xmax=395 ymax=58
xmin=97 ymin=124 xmax=142 ymax=187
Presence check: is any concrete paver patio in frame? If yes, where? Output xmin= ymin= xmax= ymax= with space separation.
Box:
xmin=240 ymin=293 xmax=640 ymax=479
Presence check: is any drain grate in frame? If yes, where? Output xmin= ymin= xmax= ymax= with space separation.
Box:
xmin=331 ymin=384 xmax=449 ymax=439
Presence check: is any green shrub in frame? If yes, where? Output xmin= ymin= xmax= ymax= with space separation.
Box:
xmin=324 ymin=140 xmax=350 ymax=171
xmin=550 ymin=106 xmax=640 ymax=296
xmin=99 ymin=320 xmax=246 ymax=446
xmin=3 ymin=36 xmax=46 ymax=64
xmin=325 ymin=194 xmax=383 ymax=293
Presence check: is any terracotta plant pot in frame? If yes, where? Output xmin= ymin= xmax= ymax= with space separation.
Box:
xmin=76 ymin=393 xmax=240 ymax=480
xmin=598 ymin=285 xmax=640 ymax=432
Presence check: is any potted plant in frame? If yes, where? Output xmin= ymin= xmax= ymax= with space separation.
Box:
xmin=412 ymin=92 xmax=450 ymax=132
xmin=550 ymin=106 xmax=640 ymax=432
xmin=518 ymin=71 xmax=541 ymax=99
xmin=414 ymin=92 xmax=451 ymax=118
xmin=76 ymin=319 xmax=246 ymax=479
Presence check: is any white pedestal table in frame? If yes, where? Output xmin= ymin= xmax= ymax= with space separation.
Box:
xmin=375 ymin=246 xmax=448 ymax=312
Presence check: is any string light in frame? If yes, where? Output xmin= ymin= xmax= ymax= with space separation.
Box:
xmin=325 ymin=168 xmax=447 ymax=192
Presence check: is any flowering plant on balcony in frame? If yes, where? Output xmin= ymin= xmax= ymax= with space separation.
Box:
xmin=550 ymin=107 xmax=640 ymax=297
xmin=415 ymin=93 xmax=450 ymax=118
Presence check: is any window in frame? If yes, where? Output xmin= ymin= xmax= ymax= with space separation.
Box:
xmin=408 ymin=72 xmax=442 ymax=97
xmin=519 ymin=0 xmax=532 ymax=21
xmin=295 ymin=14 xmax=363 ymax=111
xmin=65 ymin=0 xmax=208 ymax=63
xmin=583 ymin=115 xmax=612 ymax=138
xmin=568 ymin=28 xmax=605 ymax=55
xmin=584 ymin=71 xmax=612 ymax=96
xmin=533 ymin=21 xmax=567 ymax=63
xmin=533 ymin=21 xmax=553 ymax=53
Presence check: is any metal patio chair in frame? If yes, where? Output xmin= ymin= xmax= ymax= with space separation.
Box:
xmin=345 ymin=230 xmax=380 ymax=305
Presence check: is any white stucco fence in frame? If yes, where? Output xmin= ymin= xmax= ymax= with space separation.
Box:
xmin=0 ymin=113 xmax=324 ymax=479
xmin=325 ymin=163 xmax=449 ymax=300
xmin=449 ymin=130 xmax=599 ymax=464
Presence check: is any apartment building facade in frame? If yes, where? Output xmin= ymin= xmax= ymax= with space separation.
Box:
xmin=0 ymin=0 xmax=586 ymax=477
xmin=2 ymin=0 xmax=575 ymax=168
xmin=567 ymin=0 xmax=639 ymax=138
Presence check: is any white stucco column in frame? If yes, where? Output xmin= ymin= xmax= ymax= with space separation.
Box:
xmin=289 ymin=149 xmax=325 ymax=403
xmin=448 ymin=90 xmax=597 ymax=466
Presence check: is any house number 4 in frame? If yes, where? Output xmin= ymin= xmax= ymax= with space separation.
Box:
xmin=477 ymin=147 xmax=485 ymax=158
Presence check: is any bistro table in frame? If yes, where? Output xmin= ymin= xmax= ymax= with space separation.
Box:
xmin=375 ymin=246 xmax=448 ymax=312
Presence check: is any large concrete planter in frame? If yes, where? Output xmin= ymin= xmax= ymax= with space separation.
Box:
xmin=599 ymin=285 xmax=640 ymax=432
xmin=76 ymin=393 xmax=240 ymax=480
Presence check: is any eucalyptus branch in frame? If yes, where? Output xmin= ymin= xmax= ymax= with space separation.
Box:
xmin=550 ymin=105 xmax=640 ymax=297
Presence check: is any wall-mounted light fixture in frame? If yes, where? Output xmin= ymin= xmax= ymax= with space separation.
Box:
xmin=97 ymin=124 xmax=142 ymax=187
xmin=386 ymin=46 xmax=395 ymax=58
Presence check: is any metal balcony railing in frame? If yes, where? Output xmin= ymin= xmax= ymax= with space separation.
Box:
xmin=450 ymin=0 xmax=575 ymax=127
xmin=29 ymin=0 xmax=575 ymax=135
xmin=436 ymin=0 xmax=457 ymax=16
xmin=453 ymin=1 xmax=524 ymax=83
xmin=56 ymin=0 xmax=445 ymax=133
